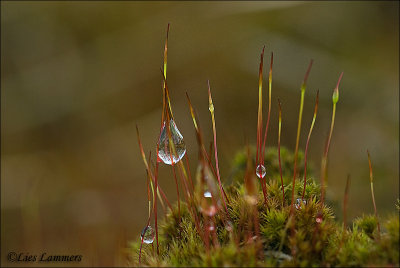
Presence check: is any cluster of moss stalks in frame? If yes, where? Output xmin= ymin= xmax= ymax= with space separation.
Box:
xmin=128 ymin=147 xmax=399 ymax=267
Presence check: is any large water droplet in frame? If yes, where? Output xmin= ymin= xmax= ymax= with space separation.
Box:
xmin=256 ymin=164 xmax=266 ymax=179
xmin=295 ymin=198 xmax=307 ymax=209
xmin=157 ymin=120 xmax=186 ymax=165
xmin=141 ymin=225 xmax=154 ymax=244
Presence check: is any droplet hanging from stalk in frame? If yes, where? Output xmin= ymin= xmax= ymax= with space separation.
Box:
xmin=295 ymin=198 xmax=307 ymax=210
xmin=203 ymin=191 xmax=212 ymax=198
xmin=157 ymin=119 xmax=186 ymax=165
xmin=140 ymin=225 xmax=155 ymax=244
xmin=197 ymin=164 xmax=221 ymax=218
xmin=316 ymin=213 xmax=323 ymax=224
xmin=255 ymin=164 xmax=266 ymax=179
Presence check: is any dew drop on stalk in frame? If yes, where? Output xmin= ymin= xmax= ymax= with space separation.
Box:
xmin=157 ymin=119 xmax=186 ymax=165
xmin=203 ymin=191 xmax=212 ymax=198
xmin=256 ymin=164 xmax=266 ymax=179
xmin=141 ymin=225 xmax=155 ymax=244
xmin=295 ymin=198 xmax=307 ymax=209
xmin=200 ymin=204 xmax=218 ymax=217
xmin=225 ymin=221 xmax=233 ymax=232
xmin=316 ymin=213 xmax=323 ymax=224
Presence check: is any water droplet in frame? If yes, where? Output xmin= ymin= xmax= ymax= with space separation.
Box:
xmin=209 ymin=103 xmax=214 ymax=113
xmin=208 ymin=223 xmax=215 ymax=231
xmin=225 ymin=221 xmax=233 ymax=232
xmin=203 ymin=191 xmax=212 ymax=198
xmin=295 ymin=198 xmax=307 ymax=209
xmin=256 ymin=164 xmax=266 ymax=179
xmin=204 ymin=205 xmax=218 ymax=217
xmin=316 ymin=213 xmax=323 ymax=224
xmin=157 ymin=120 xmax=186 ymax=165
xmin=140 ymin=225 xmax=154 ymax=244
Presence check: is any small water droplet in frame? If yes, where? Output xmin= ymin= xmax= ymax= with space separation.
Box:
xmin=157 ymin=120 xmax=186 ymax=165
xmin=208 ymin=223 xmax=215 ymax=231
xmin=203 ymin=205 xmax=218 ymax=217
xmin=209 ymin=103 xmax=214 ymax=113
xmin=203 ymin=191 xmax=212 ymax=198
xmin=295 ymin=198 xmax=307 ymax=209
xmin=225 ymin=221 xmax=233 ymax=232
xmin=140 ymin=225 xmax=154 ymax=244
xmin=256 ymin=164 xmax=266 ymax=179
xmin=316 ymin=214 xmax=323 ymax=224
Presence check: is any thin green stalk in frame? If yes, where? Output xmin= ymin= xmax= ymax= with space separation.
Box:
xmin=208 ymin=81 xmax=230 ymax=217
xmin=302 ymin=90 xmax=319 ymax=201
xmin=163 ymin=23 xmax=173 ymax=119
xmin=367 ymin=150 xmax=381 ymax=239
xmin=290 ymin=60 xmax=314 ymax=213
xmin=320 ymin=72 xmax=343 ymax=205
xmin=255 ymin=46 xmax=268 ymax=203
xmin=185 ymin=92 xmax=230 ymax=203
xmin=261 ymin=52 xmax=273 ymax=163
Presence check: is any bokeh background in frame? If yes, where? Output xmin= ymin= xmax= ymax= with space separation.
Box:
xmin=1 ymin=1 xmax=398 ymax=266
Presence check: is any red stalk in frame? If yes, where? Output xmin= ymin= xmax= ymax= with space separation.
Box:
xmin=277 ymin=99 xmax=285 ymax=206
xmin=261 ymin=52 xmax=274 ymax=164
xmin=208 ymin=81 xmax=230 ymax=218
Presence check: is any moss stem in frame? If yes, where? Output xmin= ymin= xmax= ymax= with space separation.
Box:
xmin=208 ymin=81 xmax=230 ymax=218
xmin=302 ymin=90 xmax=319 ymax=201
xmin=290 ymin=60 xmax=313 ymax=213
xmin=277 ymin=99 xmax=285 ymax=206
xmin=320 ymin=72 xmax=343 ymax=205
xmin=367 ymin=150 xmax=381 ymax=239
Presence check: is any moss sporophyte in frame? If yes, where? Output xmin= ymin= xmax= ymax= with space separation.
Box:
xmin=130 ymin=25 xmax=399 ymax=267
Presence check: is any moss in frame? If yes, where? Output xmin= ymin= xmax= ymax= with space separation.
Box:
xmin=353 ymin=215 xmax=378 ymax=239
xmin=329 ymin=213 xmax=399 ymax=267
xmin=128 ymin=147 xmax=399 ymax=267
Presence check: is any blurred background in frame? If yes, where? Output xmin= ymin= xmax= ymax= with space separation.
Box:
xmin=1 ymin=1 xmax=398 ymax=266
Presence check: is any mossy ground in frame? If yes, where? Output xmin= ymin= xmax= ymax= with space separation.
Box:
xmin=128 ymin=147 xmax=399 ymax=267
